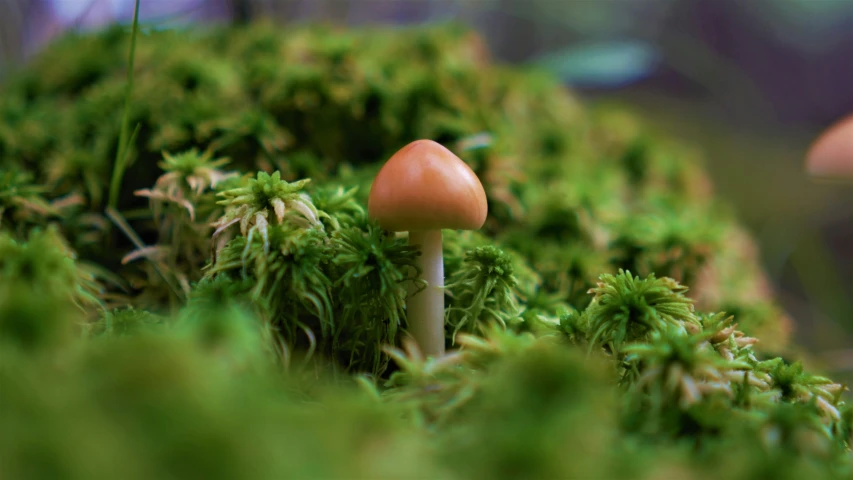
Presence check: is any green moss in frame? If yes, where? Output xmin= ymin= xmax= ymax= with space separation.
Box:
xmin=0 ymin=21 xmax=848 ymax=480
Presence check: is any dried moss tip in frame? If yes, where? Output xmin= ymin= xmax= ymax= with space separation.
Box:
xmin=214 ymin=171 xmax=319 ymax=243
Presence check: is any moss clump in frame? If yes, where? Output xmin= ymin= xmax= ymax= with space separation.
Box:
xmin=0 ymin=22 xmax=786 ymax=344
xmin=0 ymin=21 xmax=848 ymax=479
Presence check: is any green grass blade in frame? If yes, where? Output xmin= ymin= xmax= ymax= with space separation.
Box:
xmin=107 ymin=0 xmax=141 ymax=210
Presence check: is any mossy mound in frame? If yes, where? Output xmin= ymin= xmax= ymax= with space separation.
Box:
xmin=1 ymin=22 xmax=788 ymax=347
xmin=0 ymin=22 xmax=848 ymax=479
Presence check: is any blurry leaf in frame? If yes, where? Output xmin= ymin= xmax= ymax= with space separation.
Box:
xmin=531 ymin=40 xmax=659 ymax=88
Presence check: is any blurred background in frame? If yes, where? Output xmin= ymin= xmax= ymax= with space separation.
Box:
xmin=1 ymin=0 xmax=852 ymax=370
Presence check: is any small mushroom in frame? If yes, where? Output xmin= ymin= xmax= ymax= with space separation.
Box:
xmin=805 ymin=114 xmax=853 ymax=181
xmin=368 ymin=139 xmax=488 ymax=357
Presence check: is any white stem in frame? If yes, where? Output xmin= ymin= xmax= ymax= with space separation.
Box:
xmin=407 ymin=230 xmax=445 ymax=358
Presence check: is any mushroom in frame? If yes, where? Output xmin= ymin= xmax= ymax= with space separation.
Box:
xmin=805 ymin=114 xmax=853 ymax=181
xmin=368 ymin=139 xmax=488 ymax=357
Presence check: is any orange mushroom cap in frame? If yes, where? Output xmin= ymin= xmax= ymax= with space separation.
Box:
xmin=806 ymin=114 xmax=853 ymax=179
xmin=368 ymin=139 xmax=488 ymax=232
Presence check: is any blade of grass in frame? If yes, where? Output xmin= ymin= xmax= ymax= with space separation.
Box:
xmin=107 ymin=0 xmax=141 ymax=210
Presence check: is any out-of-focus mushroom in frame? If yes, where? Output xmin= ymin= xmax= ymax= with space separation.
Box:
xmin=368 ymin=140 xmax=488 ymax=357
xmin=805 ymin=114 xmax=853 ymax=181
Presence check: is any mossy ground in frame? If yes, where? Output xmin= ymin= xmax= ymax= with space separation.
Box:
xmin=0 ymin=22 xmax=850 ymax=479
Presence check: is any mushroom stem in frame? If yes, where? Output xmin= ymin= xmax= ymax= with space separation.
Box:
xmin=407 ymin=229 xmax=445 ymax=357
